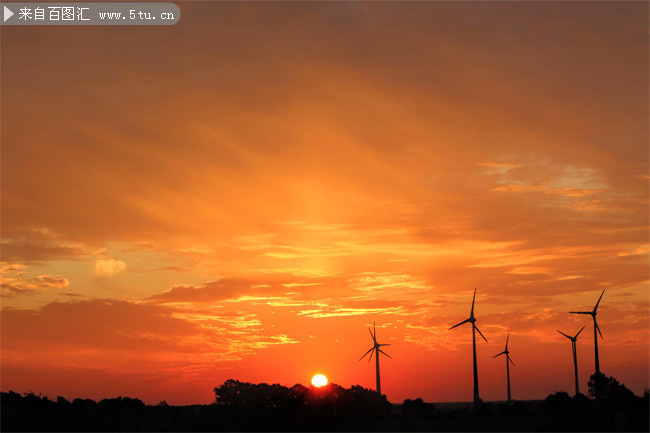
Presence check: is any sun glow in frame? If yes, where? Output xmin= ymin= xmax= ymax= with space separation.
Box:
xmin=311 ymin=374 xmax=328 ymax=387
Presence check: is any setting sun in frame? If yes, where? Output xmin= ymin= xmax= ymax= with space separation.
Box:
xmin=311 ymin=374 xmax=328 ymax=388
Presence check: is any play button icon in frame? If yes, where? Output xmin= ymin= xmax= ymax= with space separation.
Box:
xmin=4 ymin=6 xmax=14 ymax=22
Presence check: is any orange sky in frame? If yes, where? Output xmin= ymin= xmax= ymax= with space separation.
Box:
xmin=1 ymin=1 xmax=648 ymax=405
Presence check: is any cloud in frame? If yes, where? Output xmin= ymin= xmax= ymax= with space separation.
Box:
xmin=148 ymin=279 xmax=272 ymax=304
xmin=1 ymin=273 xmax=70 ymax=298
xmin=1 ymin=261 xmax=74 ymax=298
xmin=0 ymin=297 xmax=300 ymax=404
xmin=95 ymin=258 xmax=127 ymax=276
xmin=1 ymin=262 xmax=27 ymax=275
xmin=146 ymin=276 xmax=340 ymax=305
xmin=1 ymin=228 xmax=101 ymax=263
xmin=490 ymin=184 xmax=601 ymax=198
xmin=1 ymin=298 xmax=298 ymax=364
xmin=296 ymin=306 xmax=406 ymax=319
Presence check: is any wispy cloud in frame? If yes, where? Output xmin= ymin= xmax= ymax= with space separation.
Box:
xmin=1 ymin=262 xmax=70 ymax=298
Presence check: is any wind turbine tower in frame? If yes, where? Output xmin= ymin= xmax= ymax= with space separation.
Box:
xmin=449 ymin=288 xmax=488 ymax=407
xmin=570 ymin=290 xmax=605 ymax=373
xmin=359 ymin=321 xmax=391 ymax=395
xmin=493 ymin=334 xmax=515 ymax=402
xmin=557 ymin=325 xmax=586 ymax=396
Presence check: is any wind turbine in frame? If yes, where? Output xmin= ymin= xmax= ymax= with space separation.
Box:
xmin=449 ymin=288 xmax=487 ymax=407
xmin=570 ymin=290 xmax=605 ymax=373
xmin=493 ymin=334 xmax=515 ymax=402
xmin=359 ymin=321 xmax=391 ymax=395
xmin=557 ymin=325 xmax=586 ymax=396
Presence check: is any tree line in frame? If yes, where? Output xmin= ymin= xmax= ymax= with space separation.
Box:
xmin=1 ymin=372 xmax=647 ymax=431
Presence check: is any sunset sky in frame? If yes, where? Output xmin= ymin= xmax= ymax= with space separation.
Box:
xmin=1 ymin=1 xmax=648 ymax=405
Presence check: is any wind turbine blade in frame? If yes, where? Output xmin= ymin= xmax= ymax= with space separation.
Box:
xmin=569 ymin=311 xmax=592 ymax=315
xmin=378 ymin=348 xmax=392 ymax=359
xmin=368 ymin=327 xmax=376 ymax=342
xmin=449 ymin=318 xmax=470 ymax=330
xmin=557 ymin=330 xmax=573 ymax=340
xmin=368 ymin=348 xmax=375 ymax=363
xmin=508 ymin=355 xmax=515 ymax=366
xmin=505 ymin=333 xmax=509 ymax=350
xmin=593 ymin=289 xmax=605 ymax=312
xmin=493 ymin=351 xmax=506 ymax=358
xmin=471 ymin=288 xmax=477 ymax=315
xmin=379 ymin=343 xmax=391 ymax=347
xmin=474 ymin=324 xmax=488 ymax=342
xmin=595 ymin=319 xmax=603 ymax=339
xmin=574 ymin=325 xmax=586 ymax=339
xmin=359 ymin=347 xmax=373 ymax=361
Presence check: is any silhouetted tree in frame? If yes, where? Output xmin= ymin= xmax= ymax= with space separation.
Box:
xmin=402 ymin=397 xmax=434 ymax=418
xmin=56 ymin=395 xmax=71 ymax=407
xmin=212 ymin=380 xmax=392 ymax=430
xmin=543 ymin=374 xmax=648 ymax=432
xmin=588 ymin=372 xmax=636 ymax=401
xmin=3 ymin=381 xmax=647 ymax=432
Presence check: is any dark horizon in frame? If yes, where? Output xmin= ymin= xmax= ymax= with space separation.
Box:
xmin=3 ymin=373 xmax=648 ymax=431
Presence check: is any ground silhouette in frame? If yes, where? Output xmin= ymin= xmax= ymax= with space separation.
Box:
xmin=2 ymin=373 xmax=647 ymax=431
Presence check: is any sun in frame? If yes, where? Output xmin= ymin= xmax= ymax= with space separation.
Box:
xmin=311 ymin=374 xmax=328 ymax=387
